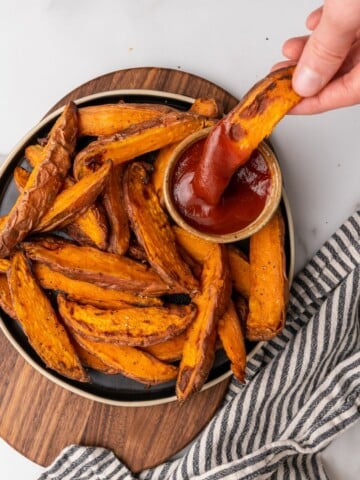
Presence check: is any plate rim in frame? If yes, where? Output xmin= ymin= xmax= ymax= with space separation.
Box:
xmin=0 ymin=89 xmax=295 ymax=407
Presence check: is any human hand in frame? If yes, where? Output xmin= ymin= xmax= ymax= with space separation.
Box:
xmin=273 ymin=1 xmax=360 ymax=114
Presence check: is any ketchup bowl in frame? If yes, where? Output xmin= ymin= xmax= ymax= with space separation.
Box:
xmin=163 ymin=127 xmax=283 ymax=243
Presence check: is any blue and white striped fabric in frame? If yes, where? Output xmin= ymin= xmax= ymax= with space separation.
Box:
xmin=39 ymin=211 xmax=360 ymax=480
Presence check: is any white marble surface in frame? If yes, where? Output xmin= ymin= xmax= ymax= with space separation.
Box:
xmin=0 ymin=0 xmax=359 ymax=478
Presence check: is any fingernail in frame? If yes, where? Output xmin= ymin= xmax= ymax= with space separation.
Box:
xmin=293 ymin=66 xmax=324 ymax=97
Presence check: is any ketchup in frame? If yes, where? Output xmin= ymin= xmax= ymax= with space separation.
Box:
xmin=192 ymin=119 xmax=252 ymax=205
xmin=171 ymin=138 xmax=271 ymax=235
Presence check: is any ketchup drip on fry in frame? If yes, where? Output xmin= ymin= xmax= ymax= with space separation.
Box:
xmin=192 ymin=120 xmax=251 ymax=205
xmin=171 ymin=138 xmax=271 ymax=235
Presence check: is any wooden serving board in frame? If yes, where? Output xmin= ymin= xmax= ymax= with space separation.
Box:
xmin=0 ymin=67 xmax=238 ymax=474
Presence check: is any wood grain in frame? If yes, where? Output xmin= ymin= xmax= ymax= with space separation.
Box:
xmin=0 ymin=67 xmax=238 ymax=474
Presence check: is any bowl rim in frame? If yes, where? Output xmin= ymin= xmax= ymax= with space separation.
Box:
xmin=163 ymin=126 xmax=283 ymax=243
xmin=0 ymin=89 xmax=295 ymax=407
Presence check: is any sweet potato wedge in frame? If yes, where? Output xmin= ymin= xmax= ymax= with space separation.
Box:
xmin=69 ymin=330 xmax=178 ymax=384
xmin=64 ymin=202 xmax=109 ymax=250
xmin=0 ymin=102 xmax=77 ymax=257
xmin=190 ymin=98 xmax=222 ymax=119
xmin=227 ymin=246 xmax=250 ymax=298
xmin=124 ymin=162 xmax=198 ymax=294
xmin=74 ymin=342 xmax=119 ymax=374
xmin=151 ymin=143 xmax=179 ymax=206
xmin=8 ymin=252 xmax=87 ymax=382
xmin=176 ymin=244 xmax=231 ymax=400
xmin=0 ymin=274 xmax=17 ymax=319
xmin=73 ymin=112 xmax=212 ymax=180
xmin=173 ymin=226 xmax=212 ymax=264
xmin=152 ymin=99 xmax=219 ymax=204
xmin=13 ymin=166 xmax=30 ymax=191
xmin=23 ymin=237 xmax=171 ymax=296
xmin=25 ymin=144 xmax=45 ymax=167
xmin=218 ymin=301 xmax=246 ymax=383
xmin=102 ymin=164 xmax=130 ymax=255
xmin=33 ymin=262 xmax=162 ymax=308
xmin=14 ymin=155 xmax=109 ymax=249
xmin=34 ymin=160 xmax=111 ymax=233
xmin=78 ymin=103 xmax=175 ymax=137
xmin=57 ymin=294 xmax=196 ymax=347
xmin=0 ymin=258 xmax=10 ymax=273
xmin=193 ymin=66 xmax=302 ymax=204
xmin=144 ymin=332 xmax=187 ymax=363
xmin=247 ymin=209 xmax=288 ymax=340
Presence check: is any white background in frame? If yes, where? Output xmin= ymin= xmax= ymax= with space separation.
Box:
xmin=0 ymin=1 xmax=359 ymax=478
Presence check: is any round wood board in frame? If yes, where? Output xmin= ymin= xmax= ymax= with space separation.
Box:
xmin=0 ymin=67 xmax=238 ymax=474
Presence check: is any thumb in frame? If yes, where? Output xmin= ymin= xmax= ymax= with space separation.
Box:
xmin=293 ymin=0 xmax=360 ymax=97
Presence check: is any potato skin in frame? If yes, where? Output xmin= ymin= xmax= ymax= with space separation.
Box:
xmin=0 ymin=102 xmax=77 ymax=257
xmin=8 ymin=252 xmax=88 ymax=382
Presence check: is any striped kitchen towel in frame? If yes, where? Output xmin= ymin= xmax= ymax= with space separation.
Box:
xmin=39 ymin=211 xmax=360 ymax=480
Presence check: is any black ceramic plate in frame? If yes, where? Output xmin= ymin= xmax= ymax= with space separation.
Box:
xmin=0 ymin=90 xmax=295 ymax=406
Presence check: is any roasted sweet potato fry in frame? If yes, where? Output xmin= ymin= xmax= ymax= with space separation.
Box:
xmin=151 ymin=143 xmax=179 ymax=206
xmin=14 ymin=154 xmax=109 ymax=249
xmin=173 ymin=226 xmax=212 ymax=264
xmin=8 ymin=252 xmax=87 ymax=382
xmin=78 ymin=103 xmax=175 ymax=137
xmin=74 ymin=342 xmax=119 ymax=374
xmin=73 ymin=112 xmax=212 ymax=180
xmin=0 ymin=102 xmax=77 ymax=257
xmin=13 ymin=166 xmax=30 ymax=191
xmin=33 ymin=262 xmax=162 ymax=308
xmin=234 ymin=294 xmax=249 ymax=323
xmin=247 ymin=209 xmax=288 ymax=340
xmin=227 ymin=246 xmax=250 ymax=298
xmin=58 ymin=294 xmax=196 ymax=347
xmin=25 ymin=144 xmax=45 ymax=167
xmin=190 ymin=98 xmax=222 ymax=119
xmin=102 ymin=164 xmax=130 ymax=255
xmin=144 ymin=332 xmax=187 ymax=363
xmin=194 ymin=66 xmax=302 ymax=204
xmin=124 ymin=162 xmax=198 ymax=294
xmin=69 ymin=330 xmax=178 ymax=384
xmin=0 ymin=274 xmax=17 ymax=319
xmin=34 ymin=160 xmax=111 ymax=232
xmin=23 ymin=237 xmax=171 ymax=296
xmin=218 ymin=301 xmax=246 ymax=383
xmin=0 ymin=258 xmax=10 ymax=273
xmin=64 ymin=202 xmax=109 ymax=250
xmin=127 ymin=240 xmax=148 ymax=263
xmin=152 ymin=99 xmax=219 ymax=204
xmin=176 ymin=244 xmax=231 ymax=400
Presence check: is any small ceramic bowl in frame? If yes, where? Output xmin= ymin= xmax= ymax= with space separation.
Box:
xmin=163 ymin=127 xmax=283 ymax=243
